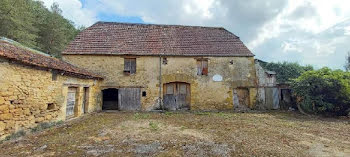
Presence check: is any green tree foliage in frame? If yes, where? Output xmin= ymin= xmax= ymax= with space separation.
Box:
xmin=291 ymin=68 xmax=350 ymax=116
xmin=0 ymin=0 xmax=80 ymax=57
xmin=36 ymin=3 xmax=79 ymax=57
xmin=0 ymin=0 xmax=38 ymax=47
xmin=261 ymin=61 xmax=313 ymax=83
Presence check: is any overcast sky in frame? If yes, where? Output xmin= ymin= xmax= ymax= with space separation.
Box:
xmin=41 ymin=0 xmax=350 ymax=69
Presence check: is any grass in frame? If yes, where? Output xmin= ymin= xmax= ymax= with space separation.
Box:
xmin=0 ymin=121 xmax=64 ymax=143
xmin=30 ymin=121 xmax=64 ymax=133
xmin=4 ymin=130 xmax=26 ymax=141
xmin=193 ymin=111 xmax=211 ymax=116
xmin=133 ymin=113 xmax=150 ymax=119
xmin=0 ymin=111 xmax=349 ymax=156
xmin=148 ymin=121 xmax=160 ymax=131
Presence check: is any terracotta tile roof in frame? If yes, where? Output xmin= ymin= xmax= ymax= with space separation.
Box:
xmin=63 ymin=22 xmax=254 ymax=57
xmin=0 ymin=38 xmax=103 ymax=79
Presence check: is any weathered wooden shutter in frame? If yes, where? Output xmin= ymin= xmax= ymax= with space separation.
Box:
xmin=124 ymin=58 xmax=136 ymax=74
xmin=197 ymin=60 xmax=202 ymax=75
xmin=202 ymin=60 xmax=208 ymax=75
xmin=124 ymin=59 xmax=131 ymax=73
xmin=197 ymin=59 xmax=208 ymax=75
xmin=130 ymin=58 xmax=136 ymax=74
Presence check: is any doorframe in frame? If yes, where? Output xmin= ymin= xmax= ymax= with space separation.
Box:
xmin=66 ymin=87 xmax=78 ymax=119
xmin=101 ymin=88 xmax=119 ymax=110
xmin=82 ymin=87 xmax=89 ymax=114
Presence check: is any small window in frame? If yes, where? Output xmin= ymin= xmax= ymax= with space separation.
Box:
xmin=197 ymin=59 xmax=208 ymax=76
xmin=47 ymin=103 xmax=55 ymax=110
xmin=124 ymin=58 xmax=136 ymax=75
xmin=162 ymin=57 xmax=168 ymax=65
xmin=142 ymin=91 xmax=147 ymax=97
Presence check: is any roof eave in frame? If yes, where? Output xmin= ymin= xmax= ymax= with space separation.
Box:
xmin=62 ymin=52 xmax=255 ymax=57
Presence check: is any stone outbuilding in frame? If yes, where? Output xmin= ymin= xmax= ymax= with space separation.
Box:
xmin=0 ymin=38 xmax=103 ymax=139
xmin=63 ymin=22 xmax=258 ymax=111
xmin=255 ymin=59 xmax=292 ymax=109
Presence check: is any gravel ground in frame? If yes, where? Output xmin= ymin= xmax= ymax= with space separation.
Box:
xmin=0 ymin=111 xmax=349 ymax=156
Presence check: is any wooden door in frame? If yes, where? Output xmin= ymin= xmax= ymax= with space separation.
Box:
xmin=237 ymin=88 xmax=249 ymax=107
xmin=163 ymin=83 xmax=190 ymax=110
xmin=82 ymin=87 xmax=89 ymax=114
xmin=66 ymin=87 xmax=77 ymax=118
xmin=118 ymin=88 xmax=141 ymax=111
xmin=265 ymin=87 xmax=280 ymax=109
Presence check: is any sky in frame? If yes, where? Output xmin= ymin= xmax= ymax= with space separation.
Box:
xmin=40 ymin=0 xmax=350 ymax=69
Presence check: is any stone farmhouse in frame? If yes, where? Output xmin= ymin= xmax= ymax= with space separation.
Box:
xmin=0 ymin=38 xmax=103 ymax=138
xmin=63 ymin=22 xmax=258 ymax=111
xmin=0 ymin=22 xmax=260 ymax=138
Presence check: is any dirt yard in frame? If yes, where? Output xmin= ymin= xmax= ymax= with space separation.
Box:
xmin=0 ymin=111 xmax=349 ymax=157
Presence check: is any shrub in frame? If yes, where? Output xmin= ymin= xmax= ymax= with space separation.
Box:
xmin=31 ymin=121 xmax=64 ymax=133
xmin=5 ymin=130 xmax=26 ymax=141
xmin=291 ymin=68 xmax=350 ymax=116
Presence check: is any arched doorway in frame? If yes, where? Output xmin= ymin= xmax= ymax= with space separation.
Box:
xmin=163 ymin=82 xmax=190 ymax=110
xmin=102 ymin=88 xmax=118 ymax=110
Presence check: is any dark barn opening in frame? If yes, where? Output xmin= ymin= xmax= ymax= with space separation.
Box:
xmin=102 ymin=88 xmax=119 ymax=110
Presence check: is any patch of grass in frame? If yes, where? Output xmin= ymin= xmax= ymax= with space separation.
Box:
xmin=134 ymin=113 xmax=151 ymax=120
xmin=194 ymin=111 xmax=211 ymax=116
xmin=164 ymin=111 xmax=174 ymax=116
xmin=31 ymin=121 xmax=64 ymax=133
xmin=4 ymin=130 xmax=26 ymax=141
xmin=149 ymin=121 xmax=159 ymax=131
xmin=180 ymin=125 xmax=187 ymax=131
xmin=215 ymin=112 xmax=232 ymax=118
xmin=121 ymin=125 xmax=127 ymax=130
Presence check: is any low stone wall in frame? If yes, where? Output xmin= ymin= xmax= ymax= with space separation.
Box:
xmin=0 ymin=59 xmax=102 ymax=139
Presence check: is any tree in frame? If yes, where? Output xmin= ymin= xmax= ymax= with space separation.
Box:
xmin=261 ymin=61 xmax=313 ymax=83
xmin=0 ymin=0 xmax=80 ymax=57
xmin=0 ymin=0 xmax=38 ymax=47
xmin=291 ymin=68 xmax=350 ymax=116
xmin=36 ymin=3 xmax=79 ymax=57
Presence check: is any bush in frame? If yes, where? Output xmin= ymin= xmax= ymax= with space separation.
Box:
xmin=291 ymin=68 xmax=350 ymax=116
xmin=31 ymin=121 xmax=64 ymax=133
xmin=5 ymin=130 xmax=26 ymax=141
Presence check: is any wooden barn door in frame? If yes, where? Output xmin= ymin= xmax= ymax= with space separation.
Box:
xmin=66 ymin=87 xmax=77 ymax=118
xmin=118 ymin=88 xmax=141 ymax=111
xmin=163 ymin=83 xmax=190 ymax=110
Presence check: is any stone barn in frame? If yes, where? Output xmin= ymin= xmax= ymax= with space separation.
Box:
xmin=0 ymin=38 xmax=103 ymax=139
xmin=63 ymin=22 xmax=258 ymax=111
xmin=255 ymin=59 xmax=292 ymax=109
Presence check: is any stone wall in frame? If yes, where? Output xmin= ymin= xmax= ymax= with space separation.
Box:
xmin=0 ymin=58 xmax=102 ymax=139
xmin=63 ymin=55 xmax=257 ymax=111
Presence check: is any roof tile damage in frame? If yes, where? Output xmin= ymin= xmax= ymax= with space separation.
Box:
xmin=63 ymin=22 xmax=254 ymax=57
xmin=0 ymin=38 xmax=103 ymax=79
